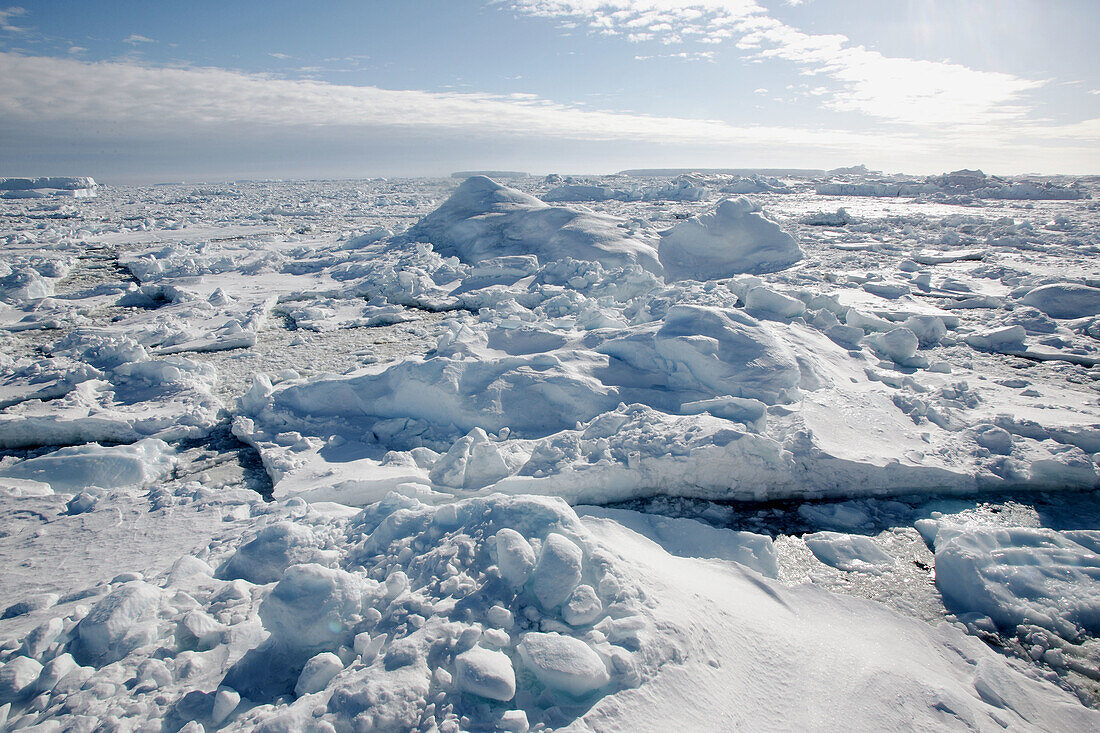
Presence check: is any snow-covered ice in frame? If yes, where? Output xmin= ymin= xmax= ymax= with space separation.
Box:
xmin=2 ymin=170 xmax=1100 ymax=729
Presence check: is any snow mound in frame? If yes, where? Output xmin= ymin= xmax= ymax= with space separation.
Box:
xmin=595 ymin=304 xmax=804 ymax=405
xmin=658 ymin=197 xmax=803 ymax=280
xmin=579 ymin=505 xmax=778 ymax=578
xmin=405 ymin=176 xmax=661 ymax=273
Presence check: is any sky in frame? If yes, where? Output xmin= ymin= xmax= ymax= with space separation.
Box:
xmin=0 ymin=0 xmax=1097 ymax=183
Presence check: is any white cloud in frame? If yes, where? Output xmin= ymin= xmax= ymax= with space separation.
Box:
xmin=634 ymin=50 xmax=715 ymax=61
xmin=123 ymin=34 xmax=156 ymax=45
xmin=0 ymin=5 xmax=27 ymax=33
xmin=502 ymin=1 xmax=1045 ymax=127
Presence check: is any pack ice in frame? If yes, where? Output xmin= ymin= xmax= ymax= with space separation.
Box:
xmin=2 ymin=170 xmax=1099 ymax=731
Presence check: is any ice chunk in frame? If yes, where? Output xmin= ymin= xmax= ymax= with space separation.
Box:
xmin=211 ymin=688 xmax=240 ymax=725
xmin=1020 ymin=283 xmax=1100 ymax=319
xmin=2 ymin=593 xmax=59 ymax=619
xmin=530 ymin=533 xmax=583 ymax=610
xmin=0 ymin=656 xmax=42 ymax=701
xmin=428 ymin=428 xmax=519 ymax=490
xmin=22 ymin=616 xmax=64 ymax=659
xmin=974 ymin=426 xmax=1013 ymax=455
xmin=405 ymin=176 xmax=661 ymax=273
xmin=500 ymin=709 xmax=529 ymax=733
xmin=35 ymin=654 xmax=77 ymax=693
xmin=517 ymin=632 xmax=610 ymax=697
xmin=295 ymin=652 xmax=344 ymax=696
xmin=865 ymin=327 xmax=919 ymax=363
xmin=659 ymin=197 xmax=802 ymax=280
xmin=217 ymin=521 xmax=328 ymax=584
xmin=76 ymin=580 xmax=163 ymax=664
xmin=902 ymin=315 xmax=947 ymax=348
xmin=744 ymin=286 xmax=806 ymax=318
xmin=562 ymin=584 xmax=604 ymax=626
xmin=493 ymin=528 xmax=537 ymax=588
xmin=965 ymin=325 xmax=1025 ymax=353
xmin=863 ymin=281 xmax=910 ymax=300
xmin=802 ymin=208 xmax=852 ymax=226
xmin=66 ymin=491 xmax=98 ymax=514
xmin=0 ymin=268 xmax=54 ymax=302
xmin=0 ymin=438 xmax=175 ymax=493
xmin=803 ymin=532 xmax=895 ymax=573
xmin=454 ymin=646 xmax=516 ymax=701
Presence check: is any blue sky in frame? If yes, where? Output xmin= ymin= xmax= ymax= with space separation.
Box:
xmin=1 ymin=1 xmax=1097 ymax=182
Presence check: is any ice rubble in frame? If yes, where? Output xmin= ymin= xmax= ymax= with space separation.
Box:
xmin=233 ymin=205 xmax=1100 ymax=505
xmin=0 ymin=331 xmax=221 ymax=449
xmin=2 ymin=492 xmax=1097 ymax=732
xmin=2 ymin=172 xmax=1100 ymax=729
xmin=815 ymin=169 xmax=1086 ymax=200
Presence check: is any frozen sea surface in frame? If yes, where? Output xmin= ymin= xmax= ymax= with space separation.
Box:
xmin=1 ymin=170 xmax=1099 ymax=730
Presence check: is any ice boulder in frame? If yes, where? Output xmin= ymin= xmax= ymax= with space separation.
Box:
xmin=454 ymin=646 xmax=516 ymax=701
xmin=493 ymin=528 xmax=537 ymax=588
xmin=530 ymin=533 xmax=583 ymax=610
xmin=295 ymin=652 xmax=345 ymax=696
xmin=1020 ymin=283 xmax=1100 ymax=319
xmin=0 ymin=656 xmax=43 ymax=701
xmin=865 ymin=327 xmax=919 ymax=363
xmin=903 ymin=315 xmax=947 ymax=348
xmin=517 ymin=632 xmax=610 ymax=697
xmin=658 ymin=197 xmax=802 ymax=280
xmin=405 ymin=176 xmax=661 ymax=273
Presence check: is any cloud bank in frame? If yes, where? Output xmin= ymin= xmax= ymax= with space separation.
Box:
xmin=0 ymin=50 xmax=1095 ymax=178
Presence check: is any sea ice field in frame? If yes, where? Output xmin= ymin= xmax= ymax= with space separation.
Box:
xmin=1 ymin=168 xmax=1099 ymax=731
